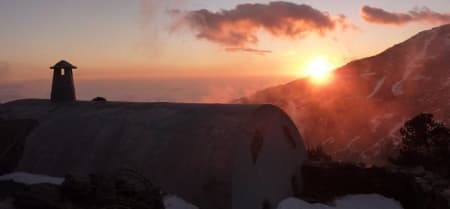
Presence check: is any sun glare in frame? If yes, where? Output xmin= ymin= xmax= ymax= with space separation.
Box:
xmin=305 ymin=57 xmax=334 ymax=84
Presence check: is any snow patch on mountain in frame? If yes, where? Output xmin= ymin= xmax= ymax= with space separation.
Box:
xmin=412 ymin=75 xmax=432 ymax=81
xmin=323 ymin=137 xmax=336 ymax=145
xmin=367 ymin=77 xmax=386 ymax=98
xmin=370 ymin=113 xmax=394 ymax=133
xmin=393 ymin=27 xmax=439 ymax=97
xmin=360 ymin=72 xmax=377 ymax=79
xmin=443 ymin=77 xmax=450 ymax=86
xmin=388 ymin=121 xmax=405 ymax=140
xmin=392 ymin=81 xmax=404 ymax=96
xmin=365 ymin=139 xmax=383 ymax=157
xmin=343 ymin=136 xmax=361 ymax=151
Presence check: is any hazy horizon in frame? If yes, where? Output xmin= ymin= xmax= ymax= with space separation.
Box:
xmin=0 ymin=76 xmax=292 ymax=104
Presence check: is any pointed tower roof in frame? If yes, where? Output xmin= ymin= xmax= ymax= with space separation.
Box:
xmin=50 ymin=60 xmax=77 ymax=69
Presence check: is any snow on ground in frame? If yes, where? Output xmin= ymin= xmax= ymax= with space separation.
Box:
xmin=163 ymin=194 xmax=403 ymax=209
xmin=367 ymin=76 xmax=386 ymax=98
xmin=164 ymin=195 xmax=199 ymax=209
xmin=0 ymin=172 xmax=64 ymax=185
xmin=277 ymin=194 xmax=403 ymax=209
xmin=0 ymin=173 xmax=404 ymax=209
xmin=336 ymin=194 xmax=403 ymax=209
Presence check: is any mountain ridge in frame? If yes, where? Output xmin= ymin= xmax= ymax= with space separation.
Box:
xmin=238 ymin=24 xmax=450 ymax=163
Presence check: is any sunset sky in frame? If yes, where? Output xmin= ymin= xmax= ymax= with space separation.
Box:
xmin=1 ymin=0 xmax=450 ymax=81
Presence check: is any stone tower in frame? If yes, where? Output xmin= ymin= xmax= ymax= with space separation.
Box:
xmin=50 ymin=60 xmax=77 ymax=102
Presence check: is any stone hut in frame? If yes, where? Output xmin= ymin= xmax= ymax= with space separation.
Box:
xmin=1 ymin=99 xmax=307 ymax=209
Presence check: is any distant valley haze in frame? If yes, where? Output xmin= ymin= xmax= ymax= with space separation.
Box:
xmin=0 ymin=76 xmax=292 ymax=103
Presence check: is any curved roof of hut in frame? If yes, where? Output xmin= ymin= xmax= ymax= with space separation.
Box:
xmin=50 ymin=60 xmax=77 ymax=69
xmin=1 ymin=99 xmax=306 ymax=209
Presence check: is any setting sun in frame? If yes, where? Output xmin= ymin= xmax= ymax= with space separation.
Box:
xmin=305 ymin=57 xmax=335 ymax=83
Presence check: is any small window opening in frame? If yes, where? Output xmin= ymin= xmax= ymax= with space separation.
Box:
xmin=61 ymin=69 xmax=65 ymax=76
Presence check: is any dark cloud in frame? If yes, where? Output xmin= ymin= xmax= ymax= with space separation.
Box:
xmin=171 ymin=1 xmax=354 ymax=47
xmin=361 ymin=5 xmax=450 ymax=25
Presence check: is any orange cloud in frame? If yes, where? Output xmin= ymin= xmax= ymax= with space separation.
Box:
xmin=172 ymin=1 xmax=354 ymax=47
xmin=361 ymin=5 xmax=450 ymax=25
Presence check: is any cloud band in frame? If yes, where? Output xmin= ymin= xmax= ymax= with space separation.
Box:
xmin=361 ymin=6 xmax=450 ymax=25
xmin=172 ymin=1 xmax=353 ymax=47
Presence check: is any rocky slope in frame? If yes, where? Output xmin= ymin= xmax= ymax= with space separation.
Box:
xmin=239 ymin=24 xmax=450 ymax=163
